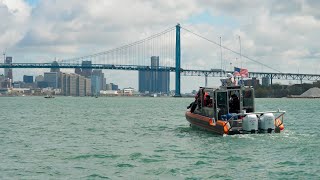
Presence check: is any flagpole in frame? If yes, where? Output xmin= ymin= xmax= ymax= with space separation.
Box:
xmin=238 ymin=35 xmax=242 ymax=68
xmin=220 ymin=36 xmax=222 ymax=74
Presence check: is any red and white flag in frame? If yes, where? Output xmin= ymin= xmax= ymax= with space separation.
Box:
xmin=234 ymin=67 xmax=248 ymax=78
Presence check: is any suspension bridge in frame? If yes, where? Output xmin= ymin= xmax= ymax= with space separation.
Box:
xmin=1 ymin=24 xmax=320 ymax=96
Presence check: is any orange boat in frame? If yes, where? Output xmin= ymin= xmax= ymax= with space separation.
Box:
xmin=185 ymin=84 xmax=285 ymax=135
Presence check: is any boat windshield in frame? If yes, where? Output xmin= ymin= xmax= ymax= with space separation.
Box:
xmin=216 ymin=91 xmax=228 ymax=119
xmin=242 ymin=88 xmax=254 ymax=112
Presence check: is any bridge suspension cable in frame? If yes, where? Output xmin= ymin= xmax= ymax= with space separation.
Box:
xmin=181 ymin=26 xmax=282 ymax=73
xmin=60 ymin=26 xmax=177 ymax=68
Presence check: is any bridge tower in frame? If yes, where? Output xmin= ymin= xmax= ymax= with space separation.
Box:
xmin=174 ymin=23 xmax=181 ymax=97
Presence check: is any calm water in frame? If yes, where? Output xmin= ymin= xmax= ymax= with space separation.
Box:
xmin=0 ymin=97 xmax=319 ymax=179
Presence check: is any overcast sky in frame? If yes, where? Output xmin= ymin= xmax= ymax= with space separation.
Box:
xmin=0 ymin=0 xmax=319 ymax=92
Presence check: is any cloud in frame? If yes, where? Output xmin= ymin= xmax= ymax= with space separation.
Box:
xmin=0 ymin=0 xmax=31 ymax=49
xmin=1 ymin=0 xmax=320 ymax=92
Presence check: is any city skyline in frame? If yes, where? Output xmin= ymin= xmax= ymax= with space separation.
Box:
xmin=1 ymin=1 xmax=320 ymax=92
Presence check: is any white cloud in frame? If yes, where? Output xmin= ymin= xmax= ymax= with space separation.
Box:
xmin=1 ymin=0 xmax=320 ymax=92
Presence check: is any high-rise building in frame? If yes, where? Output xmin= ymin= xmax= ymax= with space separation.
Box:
xmin=69 ymin=74 xmax=78 ymax=96
xmin=50 ymin=61 xmax=60 ymax=73
xmin=4 ymin=56 xmax=13 ymax=80
xmin=85 ymin=78 xmax=91 ymax=96
xmin=92 ymin=70 xmax=105 ymax=91
xmin=44 ymin=72 xmax=59 ymax=88
xmin=23 ymin=75 xmax=33 ymax=83
xmin=81 ymin=61 xmax=92 ymax=78
xmin=60 ymin=73 xmax=66 ymax=95
xmin=139 ymin=56 xmax=170 ymax=94
xmin=139 ymin=70 xmax=151 ymax=93
xmin=62 ymin=73 xmax=71 ymax=96
xmin=91 ymin=75 xmax=101 ymax=95
xmin=77 ymin=75 xmax=85 ymax=96
xmin=75 ymin=61 xmax=92 ymax=78
xmin=103 ymin=77 xmax=106 ymax=90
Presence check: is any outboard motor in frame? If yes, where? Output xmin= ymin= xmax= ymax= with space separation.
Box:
xmin=242 ymin=114 xmax=258 ymax=133
xmin=258 ymin=113 xmax=275 ymax=133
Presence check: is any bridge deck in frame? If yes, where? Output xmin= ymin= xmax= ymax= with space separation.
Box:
xmin=1 ymin=63 xmax=319 ymax=81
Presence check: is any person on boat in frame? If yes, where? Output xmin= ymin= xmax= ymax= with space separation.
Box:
xmin=204 ymin=93 xmax=213 ymax=107
xmin=226 ymin=73 xmax=236 ymax=86
xmin=188 ymin=89 xmax=202 ymax=113
xmin=229 ymin=94 xmax=240 ymax=113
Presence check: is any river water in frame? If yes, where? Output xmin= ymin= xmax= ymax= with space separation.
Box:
xmin=0 ymin=97 xmax=319 ymax=179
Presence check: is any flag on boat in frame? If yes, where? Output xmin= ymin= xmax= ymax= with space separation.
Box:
xmin=234 ymin=67 xmax=249 ymax=78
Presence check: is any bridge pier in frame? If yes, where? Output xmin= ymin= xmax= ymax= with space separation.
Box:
xmin=174 ymin=23 xmax=181 ymax=97
xmin=205 ymin=74 xmax=208 ymax=87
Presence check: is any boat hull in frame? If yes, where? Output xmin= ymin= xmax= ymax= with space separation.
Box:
xmin=186 ymin=111 xmax=284 ymax=135
xmin=185 ymin=111 xmax=227 ymax=135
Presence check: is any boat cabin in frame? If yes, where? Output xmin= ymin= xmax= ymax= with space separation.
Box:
xmin=193 ymin=85 xmax=255 ymax=120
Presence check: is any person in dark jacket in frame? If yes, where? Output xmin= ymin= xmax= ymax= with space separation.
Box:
xmin=229 ymin=94 xmax=240 ymax=113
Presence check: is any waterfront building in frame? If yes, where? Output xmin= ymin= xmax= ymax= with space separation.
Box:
xmin=91 ymin=75 xmax=101 ymax=96
xmin=0 ymin=75 xmax=5 ymax=88
xmin=106 ymin=83 xmax=119 ymax=91
xmin=4 ymin=56 xmax=13 ymax=80
xmin=60 ymin=73 xmax=66 ymax=95
xmin=100 ymin=90 xmax=118 ymax=96
xmin=69 ymin=74 xmax=78 ymax=96
xmin=139 ymin=56 xmax=170 ymax=94
xmin=106 ymin=83 xmax=112 ymax=90
xmin=85 ymin=78 xmax=91 ymax=96
xmin=44 ymin=72 xmax=59 ymax=88
xmin=103 ymin=78 xmax=106 ymax=90
xmin=23 ymin=75 xmax=33 ymax=83
xmin=139 ymin=70 xmax=151 ymax=93
xmin=35 ymin=75 xmax=44 ymax=82
xmin=0 ymin=79 xmax=12 ymax=88
xmin=63 ymin=74 xmax=71 ymax=96
xmin=77 ymin=75 xmax=85 ymax=96
xmin=111 ymin=83 xmax=118 ymax=90
xmin=92 ymin=70 xmax=105 ymax=91
xmin=13 ymin=82 xmax=22 ymax=88
xmin=262 ymin=77 xmax=270 ymax=87
xmin=244 ymin=77 xmax=260 ymax=87
xmin=123 ymin=87 xmax=135 ymax=96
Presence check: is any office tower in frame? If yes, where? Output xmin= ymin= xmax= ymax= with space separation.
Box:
xmin=85 ymin=78 xmax=91 ymax=96
xmin=50 ymin=61 xmax=60 ymax=73
xmin=4 ymin=56 xmax=13 ymax=80
xmin=77 ymin=75 xmax=85 ymax=96
xmin=91 ymin=75 xmax=101 ymax=96
xmin=44 ymin=72 xmax=59 ymax=88
xmin=62 ymin=73 xmax=71 ymax=96
xmin=138 ymin=56 xmax=169 ymax=93
xmin=92 ymin=70 xmax=105 ymax=91
xmin=69 ymin=74 xmax=78 ymax=96
xmin=81 ymin=61 xmax=92 ymax=78
xmin=23 ymin=75 xmax=33 ymax=83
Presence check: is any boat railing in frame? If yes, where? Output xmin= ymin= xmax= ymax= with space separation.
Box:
xmin=225 ymin=109 xmax=286 ymax=132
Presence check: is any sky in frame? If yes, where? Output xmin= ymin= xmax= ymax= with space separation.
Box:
xmin=1 ymin=0 xmax=320 ymax=93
